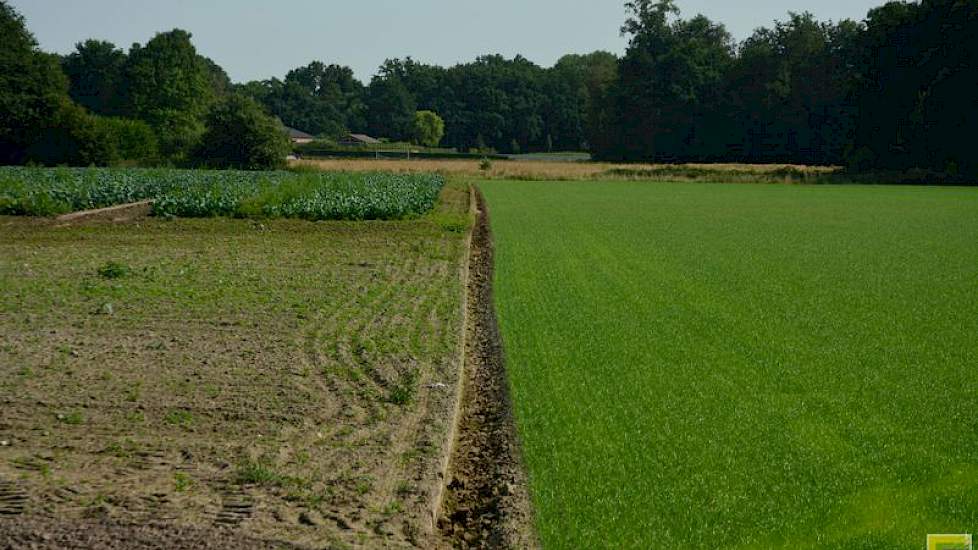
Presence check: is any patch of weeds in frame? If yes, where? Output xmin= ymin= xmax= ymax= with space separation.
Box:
xmin=125 ymin=383 xmax=142 ymax=403
xmin=430 ymin=212 xmax=472 ymax=234
xmin=399 ymin=449 xmax=422 ymax=465
xmin=324 ymin=365 xmax=362 ymax=384
xmin=103 ymin=439 xmax=139 ymax=458
xmin=235 ymin=459 xmax=283 ymax=487
xmin=381 ymin=500 xmax=402 ymax=518
xmin=97 ymin=261 xmax=130 ymax=280
xmin=355 ymin=479 xmax=372 ymax=496
xmin=395 ymin=481 xmax=413 ymax=498
xmin=283 ymin=482 xmax=328 ymax=507
xmin=125 ymin=411 xmax=145 ymax=424
xmin=174 ymin=472 xmax=192 ymax=492
xmin=59 ymin=412 xmax=84 ymax=425
xmin=87 ymin=493 xmax=108 ymax=508
xmin=163 ymin=409 xmax=193 ymax=428
xmin=204 ymin=385 xmax=220 ymax=399
xmin=14 ymin=457 xmax=53 ymax=479
xmin=388 ymin=370 xmax=419 ymax=406
xmin=304 ymin=493 xmax=328 ymax=508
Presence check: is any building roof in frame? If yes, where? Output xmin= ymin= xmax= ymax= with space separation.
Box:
xmin=284 ymin=127 xmax=315 ymax=140
xmin=345 ymin=133 xmax=382 ymax=145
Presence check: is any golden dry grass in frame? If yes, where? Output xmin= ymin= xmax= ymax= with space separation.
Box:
xmin=292 ymin=158 xmax=838 ymax=182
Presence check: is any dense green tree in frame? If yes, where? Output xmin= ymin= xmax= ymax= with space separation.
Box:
xmin=594 ymin=2 xmax=865 ymax=165
xmin=0 ymin=1 xmax=71 ymax=164
xmin=245 ymin=78 xmax=346 ymax=138
xmin=606 ymin=0 xmax=734 ymax=161
xmin=285 ymin=61 xmax=367 ymax=132
xmin=94 ymin=117 xmax=159 ymax=163
xmin=200 ymin=55 xmax=233 ymax=98
xmin=413 ymin=110 xmax=445 ymax=147
xmin=449 ymin=55 xmax=545 ymax=152
xmin=62 ymin=39 xmax=127 ymax=116
xmin=26 ymin=100 xmax=105 ymax=166
xmin=27 ymin=103 xmax=159 ymax=166
xmin=725 ymin=14 xmax=860 ymax=164
xmin=366 ymin=75 xmax=416 ymax=141
xmin=192 ymin=94 xmax=290 ymax=170
xmin=852 ymin=0 xmax=978 ymax=175
xmin=238 ymin=61 xmax=366 ymax=138
xmin=124 ymin=29 xmax=213 ymax=159
xmin=549 ymin=52 xmax=618 ymax=151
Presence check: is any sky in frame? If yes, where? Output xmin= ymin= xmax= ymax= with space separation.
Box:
xmin=13 ymin=0 xmax=885 ymax=84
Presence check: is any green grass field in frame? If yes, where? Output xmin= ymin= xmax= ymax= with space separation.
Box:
xmin=480 ymin=180 xmax=978 ymax=549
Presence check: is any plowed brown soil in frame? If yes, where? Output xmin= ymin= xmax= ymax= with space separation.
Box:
xmin=0 ymin=185 xmax=472 ymax=548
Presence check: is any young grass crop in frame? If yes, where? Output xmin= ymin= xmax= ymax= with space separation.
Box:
xmin=0 ymin=167 xmax=444 ymax=220
xmin=481 ymin=180 xmax=978 ymax=549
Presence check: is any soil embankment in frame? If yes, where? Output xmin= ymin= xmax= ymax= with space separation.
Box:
xmin=436 ymin=189 xmax=537 ymax=549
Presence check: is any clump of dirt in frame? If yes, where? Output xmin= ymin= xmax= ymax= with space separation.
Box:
xmin=437 ymin=190 xmax=538 ymax=549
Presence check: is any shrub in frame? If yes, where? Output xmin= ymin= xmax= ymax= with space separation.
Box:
xmin=413 ymin=110 xmax=445 ymax=147
xmin=94 ymin=117 xmax=159 ymax=164
xmin=192 ymin=94 xmax=290 ymax=170
xmin=26 ymin=100 xmax=107 ymax=166
xmin=24 ymin=102 xmax=158 ymax=167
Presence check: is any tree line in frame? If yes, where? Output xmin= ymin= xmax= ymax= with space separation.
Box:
xmin=2 ymin=0 xmax=976 ymax=176
xmin=0 ymin=2 xmax=288 ymax=169
xmin=598 ymin=0 xmax=977 ymax=176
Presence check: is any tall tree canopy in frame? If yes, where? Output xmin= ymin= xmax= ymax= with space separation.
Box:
xmin=852 ymin=0 xmax=978 ymax=174
xmin=724 ymin=13 xmax=861 ymax=164
xmin=0 ymin=0 xmax=71 ymax=164
xmin=3 ymin=0 xmax=978 ymax=177
xmin=608 ymin=0 xmax=735 ymax=161
xmin=546 ymin=52 xmax=619 ymax=151
xmin=62 ymin=39 xmax=127 ymax=117
xmin=239 ymin=61 xmax=367 ymax=138
xmin=366 ymin=74 xmax=416 ymax=142
xmin=124 ymin=29 xmax=213 ymax=158
xmin=193 ymin=94 xmax=290 ymax=170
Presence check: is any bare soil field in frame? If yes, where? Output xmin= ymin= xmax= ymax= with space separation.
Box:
xmin=0 ymin=186 xmax=472 ymax=548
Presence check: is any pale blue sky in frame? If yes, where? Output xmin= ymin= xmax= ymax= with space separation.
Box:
xmin=13 ymin=0 xmax=884 ymax=83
